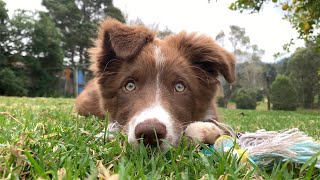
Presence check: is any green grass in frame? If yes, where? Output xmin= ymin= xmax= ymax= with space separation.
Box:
xmin=0 ymin=96 xmax=319 ymax=179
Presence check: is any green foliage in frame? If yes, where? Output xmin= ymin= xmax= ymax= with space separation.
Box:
xmin=274 ymin=57 xmax=289 ymax=75
xmin=0 ymin=8 xmax=64 ymax=97
xmin=0 ymin=68 xmax=28 ymax=96
xmin=106 ymin=6 xmax=125 ymax=23
xmin=127 ymin=18 xmax=174 ymax=39
xmin=288 ymin=46 xmax=320 ymax=108
xmin=0 ymin=0 xmax=7 ymax=22
xmin=216 ymin=96 xmax=225 ymax=107
xmin=271 ymin=74 xmax=298 ymax=110
xmin=217 ymin=25 xmax=265 ymax=107
xmin=229 ymin=25 xmax=250 ymax=50
xmin=0 ymin=0 xmax=126 ymax=97
xmin=228 ymin=25 xmax=251 ymax=62
xmin=29 ymin=13 xmax=64 ymax=96
xmin=255 ymin=89 xmax=264 ymax=101
xmin=0 ymin=0 xmax=9 ymax=53
xmin=220 ymin=78 xmax=233 ymax=108
xmin=0 ymin=53 xmax=8 ymax=66
xmin=23 ymin=56 xmax=61 ymax=97
xmin=262 ymin=63 xmax=277 ymax=84
xmin=157 ymin=27 xmax=174 ymax=39
xmin=32 ymin=12 xmax=63 ymax=68
xmin=0 ymin=97 xmax=319 ymax=179
xmin=233 ymin=88 xmax=257 ymax=109
xmin=236 ymin=61 xmax=265 ymax=90
xmin=229 ymin=0 xmax=320 ymax=48
xmin=42 ymin=0 xmax=125 ymax=65
xmin=8 ymin=10 xmax=35 ymax=54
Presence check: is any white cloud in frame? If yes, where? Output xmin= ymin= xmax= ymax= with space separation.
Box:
xmin=4 ymin=0 xmax=304 ymax=62
xmin=4 ymin=0 xmax=46 ymax=15
xmin=114 ymin=0 xmax=305 ymax=62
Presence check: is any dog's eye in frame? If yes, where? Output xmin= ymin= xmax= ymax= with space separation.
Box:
xmin=124 ymin=80 xmax=136 ymax=92
xmin=174 ymin=81 xmax=186 ymax=92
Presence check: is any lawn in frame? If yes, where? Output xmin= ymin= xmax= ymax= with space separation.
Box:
xmin=0 ymin=96 xmax=319 ymax=179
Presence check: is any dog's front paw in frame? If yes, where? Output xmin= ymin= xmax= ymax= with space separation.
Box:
xmin=184 ymin=122 xmax=226 ymax=144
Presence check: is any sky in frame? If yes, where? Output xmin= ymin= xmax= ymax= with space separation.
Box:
xmin=4 ymin=0 xmax=305 ymax=63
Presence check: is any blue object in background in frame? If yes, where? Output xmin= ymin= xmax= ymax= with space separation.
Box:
xmin=77 ymin=69 xmax=85 ymax=95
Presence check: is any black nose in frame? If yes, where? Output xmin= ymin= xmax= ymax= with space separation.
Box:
xmin=134 ymin=118 xmax=167 ymax=146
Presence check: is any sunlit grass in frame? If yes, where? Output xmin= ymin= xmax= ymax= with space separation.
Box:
xmin=0 ymin=96 xmax=319 ymax=179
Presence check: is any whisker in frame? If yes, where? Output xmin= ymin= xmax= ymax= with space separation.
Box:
xmin=100 ymin=71 xmax=129 ymax=77
xmin=103 ymin=59 xmax=122 ymax=73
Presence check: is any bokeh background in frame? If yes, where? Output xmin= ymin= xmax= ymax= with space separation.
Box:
xmin=1 ymin=0 xmax=319 ymax=110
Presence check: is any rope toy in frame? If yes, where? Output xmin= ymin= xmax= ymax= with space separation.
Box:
xmin=203 ymin=126 xmax=320 ymax=169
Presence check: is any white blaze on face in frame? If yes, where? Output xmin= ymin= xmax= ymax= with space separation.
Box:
xmin=127 ymin=46 xmax=178 ymax=148
xmin=154 ymin=45 xmax=165 ymax=70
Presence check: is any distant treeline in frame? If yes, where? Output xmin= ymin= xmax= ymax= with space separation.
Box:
xmin=215 ymin=26 xmax=320 ymax=110
xmin=0 ymin=0 xmax=124 ymax=97
xmin=0 ymin=0 xmax=319 ymax=109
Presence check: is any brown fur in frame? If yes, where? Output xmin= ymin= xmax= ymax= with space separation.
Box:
xmin=75 ymin=18 xmax=235 ymax=146
xmin=74 ymin=79 xmax=105 ymax=118
xmin=89 ymin=18 xmax=156 ymax=76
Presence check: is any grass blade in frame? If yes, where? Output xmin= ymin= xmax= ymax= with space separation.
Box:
xmin=300 ymin=151 xmax=320 ymax=174
xmin=25 ymin=150 xmax=46 ymax=178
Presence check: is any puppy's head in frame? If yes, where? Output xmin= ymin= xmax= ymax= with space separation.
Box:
xmin=90 ymin=18 xmax=235 ymax=149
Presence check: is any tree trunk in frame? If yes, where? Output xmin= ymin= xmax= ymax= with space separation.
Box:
xmin=73 ymin=66 xmax=78 ymax=97
xmin=267 ymin=76 xmax=271 ymax=110
xmin=223 ymin=85 xmax=233 ymax=108
xmin=79 ymin=46 xmax=84 ymax=65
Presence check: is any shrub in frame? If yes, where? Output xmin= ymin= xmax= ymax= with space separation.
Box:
xmin=0 ymin=68 xmax=28 ymax=96
xmin=256 ymin=89 xmax=265 ymax=101
xmin=233 ymin=88 xmax=257 ymax=109
xmin=271 ymin=74 xmax=298 ymax=110
xmin=217 ymin=96 xmax=225 ymax=107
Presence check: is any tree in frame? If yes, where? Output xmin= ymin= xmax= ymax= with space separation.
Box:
xmin=0 ymin=0 xmax=6 ymax=22
xmin=0 ymin=5 xmax=64 ymax=97
xmin=287 ymin=46 xmax=320 ymax=108
xmin=42 ymin=0 xmax=125 ymax=96
xmin=215 ymin=31 xmax=225 ymax=47
xmin=128 ymin=17 xmax=173 ymax=39
xmin=29 ymin=12 xmax=64 ymax=96
xmin=0 ymin=68 xmax=28 ymax=96
xmin=216 ymin=26 xmax=250 ymax=107
xmin=271 ymin=74 xmax=298 ymax=110
xmin=274 ymin=57 xmax=290 ymax=75
xmin=42 ymin=0 xmax=125 ymax=66
xmin=7 ymin=10 xmax=35 ymax=55
xmin=0 ymin=0 xmax=9 ymax=54
xmin=157 ymin=27 xmax=174 ymax=39
xmin=233 ymin=88 xmax=257 ymax=109
xmin=229 ymin=0 xmax=320 ymax=48
xmin=228 ymin=25 xmax=251 ymax=62
xmin=106 ymin=4 xmax=125 ymax=23
xmin=262 ymin=63 xmax=277 ymax=110
xmin=32 ymin=12 xmax=63 ymax=68
xmin=216 ymin=25 xmax=265 ymax=107
xmin=0 ymin=3 xmax=29 ymax=96
xmin=236 ymin=60 xmax=265 ymax=91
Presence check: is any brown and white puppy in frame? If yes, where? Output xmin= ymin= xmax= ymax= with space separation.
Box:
xmin=75 ymin=18 xmax=235 ymax=149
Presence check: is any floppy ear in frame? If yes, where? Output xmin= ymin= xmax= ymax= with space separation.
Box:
xmin=167 ymin=32 xmax=236 ymax=83
xmin=89 ymin=18 xmax=155 ymax=76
